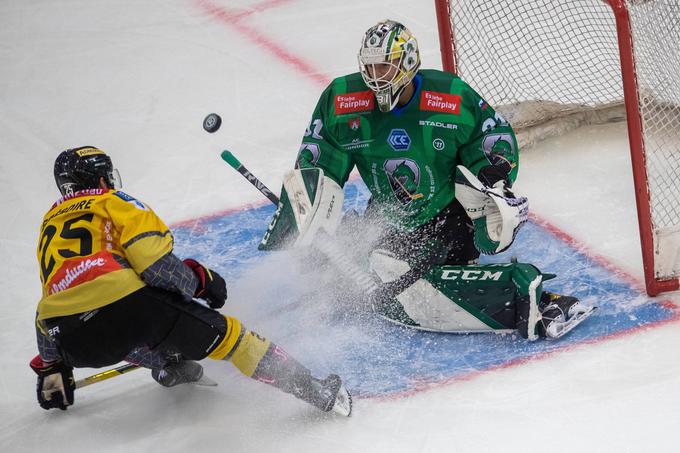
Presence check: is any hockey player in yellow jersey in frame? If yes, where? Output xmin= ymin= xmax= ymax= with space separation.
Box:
xmin=30 ymin=146 xmax=351 ymax=416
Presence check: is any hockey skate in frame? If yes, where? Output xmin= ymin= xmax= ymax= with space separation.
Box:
xmin=151 ymin=360 xmax=217 ymax=387
xmin=295 ymin=374 xmax=352 ymax=416
xmin=539 ymin=292 xmax=596 ymax=339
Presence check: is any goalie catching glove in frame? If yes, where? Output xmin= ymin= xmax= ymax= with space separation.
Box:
xmin=30 ymin=355 xmax=75 ymax=410
xmin=183 ymin=259 xmax=227 ymax=309
xmin=455 ymin=165 xmax=528 ymax=254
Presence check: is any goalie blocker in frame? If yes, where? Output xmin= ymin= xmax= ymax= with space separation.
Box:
xmin=260 ymin=167 xmax=344 ymax=250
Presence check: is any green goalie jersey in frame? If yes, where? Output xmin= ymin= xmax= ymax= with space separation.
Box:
xmin=295 ymin=69 xmax=519 ymax=231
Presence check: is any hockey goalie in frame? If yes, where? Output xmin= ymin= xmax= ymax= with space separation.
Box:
xmin=259 ymin=19 xmax=595 ymax=341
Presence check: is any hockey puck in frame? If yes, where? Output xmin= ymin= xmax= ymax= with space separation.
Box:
xmin=203 ymin=113 xmax=222 ymax=133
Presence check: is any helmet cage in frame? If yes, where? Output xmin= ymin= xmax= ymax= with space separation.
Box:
xmin=358 ymin=20 xmax=421 ymax=112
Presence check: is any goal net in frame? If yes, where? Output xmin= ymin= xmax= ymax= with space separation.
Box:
xmin=435 ymin=0 xmax=680 ymax=295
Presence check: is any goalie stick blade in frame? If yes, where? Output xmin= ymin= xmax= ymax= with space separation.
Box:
xmin=545 ymin=306 xmax=598 ymax=340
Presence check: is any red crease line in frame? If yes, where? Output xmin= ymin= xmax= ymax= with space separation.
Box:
xmin=193 ymin=0 xmax=330 ymax=88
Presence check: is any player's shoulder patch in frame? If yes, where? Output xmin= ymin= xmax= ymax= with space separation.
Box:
xmin=112 ymin=191 xmax=149 ymax=211
xmin=330 ymin=72 xmax=375 ymax=116
xmin=420 ymin=90 xmax=462 ymax=114
xmin=334 ymin=90 xmax=375 ymax=115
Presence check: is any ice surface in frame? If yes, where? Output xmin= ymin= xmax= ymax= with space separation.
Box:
xmin=1 ymin=1 xmax=679 ymax=452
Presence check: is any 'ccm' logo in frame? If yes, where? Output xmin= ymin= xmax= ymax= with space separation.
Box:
xmin=387 ymin=129 xmax=411 ymax=151
xmin=440 ymin=269 xmax=503 ymax=281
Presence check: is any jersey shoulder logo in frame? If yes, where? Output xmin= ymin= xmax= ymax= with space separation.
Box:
xmin=113 ymin=191 xmax=148 ymax=211
xmin=420 ymin=90 xmax=461 ymax=114
xmin=335 ymin=91 xmax=374 ymax=115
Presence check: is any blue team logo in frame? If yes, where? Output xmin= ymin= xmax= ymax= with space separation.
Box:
xmin=387 ymin=129 xmax=411 ymax=151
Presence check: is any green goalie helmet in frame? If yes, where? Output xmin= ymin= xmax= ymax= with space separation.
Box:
xmin=358 ymin=20 xmax=421 ymax=112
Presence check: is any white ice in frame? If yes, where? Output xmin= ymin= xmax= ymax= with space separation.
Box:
xmin=1 ymin=1 xmax=679 ymax=452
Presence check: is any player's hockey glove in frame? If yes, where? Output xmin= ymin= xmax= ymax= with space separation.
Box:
xmin=29 ymin=355 xmax=75 ymax=410
xmin=183 ymin=259 xmax=227 ymax=309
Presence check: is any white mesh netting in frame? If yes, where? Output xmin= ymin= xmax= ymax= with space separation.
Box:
xmin=444 ymin=0 xmax=680 ymax=281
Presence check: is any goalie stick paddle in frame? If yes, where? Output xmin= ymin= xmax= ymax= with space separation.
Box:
xmin=220 ymin=150 xmax=280 ymax=205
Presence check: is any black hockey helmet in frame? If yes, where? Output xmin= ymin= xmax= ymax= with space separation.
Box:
xmin=54 ymin=146 xmax=122 ymax=196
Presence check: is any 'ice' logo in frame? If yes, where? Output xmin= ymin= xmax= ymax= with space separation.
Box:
xmin=387 ymin=129 xmax=411 ymax=151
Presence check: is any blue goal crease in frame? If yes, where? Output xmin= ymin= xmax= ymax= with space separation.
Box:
xmin=171 ymin=181 xmax=678 ymax=398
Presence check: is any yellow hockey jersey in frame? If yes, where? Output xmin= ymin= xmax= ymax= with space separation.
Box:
xmin=36 ymin=188 xmax=173 ymax=321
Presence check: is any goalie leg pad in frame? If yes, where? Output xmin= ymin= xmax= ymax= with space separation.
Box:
xmin=369 ymin=250 xmax=546 ymax=335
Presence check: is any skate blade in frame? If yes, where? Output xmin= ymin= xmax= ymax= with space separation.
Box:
xmin=331 ymin=385 xmax=352 ymax=417
xmin=192 ymin=374 xmax=218 ymax=387
xmin=547 ymin=306 xmax=597 ymax=339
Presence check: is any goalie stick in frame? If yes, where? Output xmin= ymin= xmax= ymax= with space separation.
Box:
xmin=221 ymin=150 xmax=280 ymax=205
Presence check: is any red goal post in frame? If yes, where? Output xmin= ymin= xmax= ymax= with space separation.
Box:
xmin=435 ymin=0 xmax=680 ymax=296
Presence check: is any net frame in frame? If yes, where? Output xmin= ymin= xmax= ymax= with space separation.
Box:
xmin=434 ymin=0 xmax=680 ymax=296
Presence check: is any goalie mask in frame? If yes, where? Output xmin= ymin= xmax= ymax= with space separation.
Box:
xmin=358 ymin=20 xmax=421 ymax=112
xmin=54 ymin=146 xmax=122 ymax=196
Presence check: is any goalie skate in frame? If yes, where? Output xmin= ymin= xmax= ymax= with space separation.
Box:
xmin=540 ymin=293 xmax=597 ymax=339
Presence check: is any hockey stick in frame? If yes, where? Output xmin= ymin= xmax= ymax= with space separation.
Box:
xmin=221 ymin=150 xmax=280 ymax=205
xmin=75 ymin=363 xmax=141 ymax=389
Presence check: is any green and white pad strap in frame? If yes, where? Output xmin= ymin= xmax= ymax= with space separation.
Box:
xmin=455 ymin=165 xmax=529 ymax=255
xmin=259 ymin=168 xmax=344 ymax=250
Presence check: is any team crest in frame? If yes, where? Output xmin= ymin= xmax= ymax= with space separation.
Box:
xmin=383 ymin=158 xmax=422 ymax=205
xmin=349 ymin=117 xmax=360 ymax=130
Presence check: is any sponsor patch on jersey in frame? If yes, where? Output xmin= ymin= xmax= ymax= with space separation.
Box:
xmin=341 ymin=138 xmax=373 ymax=151
xmin=335 ymin=91 xmax=374 ymax=115
xmin=387 ymin=129 xmax=411 ymax=151
xmin=52 ymin=189 xmax=107 ymax=209
xmin=114 ymin=191 xmax=148 ymax=211
xmin=418 ymin=120 xmax=458 ymax=130
xmin=478 ymin=99 xmax=489 ymax=111
xmin=420 ymin=91 xmax=461 ymax=114
xmin=47 ymin=251 xmax=122 ymax=295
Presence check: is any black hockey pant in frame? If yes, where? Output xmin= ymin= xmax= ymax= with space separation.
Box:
xmin=43 ymin=286 xmax=228 ymax=369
